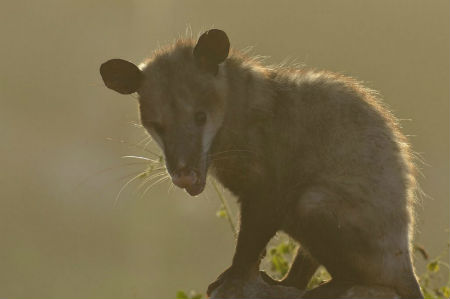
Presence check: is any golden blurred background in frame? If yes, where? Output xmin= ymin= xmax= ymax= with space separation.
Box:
xmin=0 ymin=1 xmax=448 ymax=298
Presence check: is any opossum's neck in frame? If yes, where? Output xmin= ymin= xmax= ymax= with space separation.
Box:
xmin=209 ymin=59 xmax=277 ymax=194
xmin=214 ymin=59 xmax=275 ymax=147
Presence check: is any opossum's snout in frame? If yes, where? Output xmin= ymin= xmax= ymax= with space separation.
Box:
xmin=171 ymin=167 xmax=205 ymax=196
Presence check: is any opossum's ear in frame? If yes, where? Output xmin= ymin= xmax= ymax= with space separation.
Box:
xmin=100 ymin=59 xmax=144 ymax=95
xmin=193 ymin=29 xmax=230 ymax=75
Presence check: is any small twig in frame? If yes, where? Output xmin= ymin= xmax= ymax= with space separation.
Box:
xmin=211 ymin=178 xmax=237 ymax=238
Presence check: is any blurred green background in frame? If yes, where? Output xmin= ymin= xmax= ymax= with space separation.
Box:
xmin=0 ymin=1 xmax=448 ymax=298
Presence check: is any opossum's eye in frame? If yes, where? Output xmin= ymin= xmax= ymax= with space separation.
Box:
xmin=149 ymin=122 xmax=165 ymax=136
xmin=195 ymin=111 xmax=207 ymax=126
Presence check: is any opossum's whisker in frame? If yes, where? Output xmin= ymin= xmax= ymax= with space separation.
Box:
xmin=134 ymin=133 xmax=154 ymax=150
xmin=140 ymin=175 xmax=171 ymax=199
xmin=143 ymin=139 xmax=154 ymax=152
xmin=113 ymin=170 xmax=151 ymax=184
xmin=114 ymin=171 xmax=148 ymax=206
xmin=209 ymin=154 xmax=263 ymax=166
xmin=138 ymin=174 xmax=167 ymax=199
xmin=136 ymin=136 xmax=151 ymax=147
xmin=209 ymin=149 xmax=255 ymax=156
xmin=106 ymin=137 xmax=161 ymax=158
xmin=202 ymin=180 xmax=212 ymax=201
xmin=167 ymin=181 xmax=175 ymax=194
xmin=135 ymin=167 xmax=168 ymax=193
xmin=210 ymin=166 xmax=242 ymax=177
xmin=136 ymin=170 xmax=167 ymax=193
xmin=128 ymin=120 xmax=143 ymax=128
xmin=121 ymin=155 xmax=161 ymax=164
xmin=75 ymin=162 xmax=147 ymax=190
xmin=211 ymin=166 xmax=238 ymax=172
xmin=144 ymin=167 xmax=167 ymax=173
xmin=208 ymin=149 xmax=256 ymax=158
xmin=209 ymin=156 xmax=243 ymax=163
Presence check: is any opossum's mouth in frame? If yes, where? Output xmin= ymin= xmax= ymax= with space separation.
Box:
xmin=170 ymin=169 xmax=206 ymax=196
xmin=185 ymin=181 xmax=205 ymax=196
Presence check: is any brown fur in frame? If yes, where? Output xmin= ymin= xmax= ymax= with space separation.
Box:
xmin=100 ymin=30 xmax=423 ymax=298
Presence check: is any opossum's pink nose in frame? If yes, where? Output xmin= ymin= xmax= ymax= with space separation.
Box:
xmin=171 ymin=168 xmax=198 ymax=189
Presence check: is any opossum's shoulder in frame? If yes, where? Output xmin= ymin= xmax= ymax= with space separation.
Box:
xmin=274 ymin=69 xmax=375 ymax=103
xmin=276 ymin=69 xmax=395 ymax=122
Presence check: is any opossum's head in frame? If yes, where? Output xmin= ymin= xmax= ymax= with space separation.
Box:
xmin=100 ymin=29 xmax=230 ymax=196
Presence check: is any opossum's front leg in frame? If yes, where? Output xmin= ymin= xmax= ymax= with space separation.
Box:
xmin=207 ymin=199 xmax=278 ymax=297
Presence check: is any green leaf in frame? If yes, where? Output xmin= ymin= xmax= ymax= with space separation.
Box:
xmin=422 ymin=288 xmax=435 ymax=299
xmin=176 ymin=290 xmax=189 ymax=299
xmin=427 ymin=260 xmax=440 ymax=273
xmin=216 ymin=205 xmax=228 ymax=219
xmin=440 ymin=286 xmax=450 ymax=298
xmin=307 ymin=267 xmax=331 ymax=290
xmin=281 ymin=242 xmax=295 ymax=254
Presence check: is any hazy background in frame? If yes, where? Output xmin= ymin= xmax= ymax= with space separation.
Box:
xmin=0 ymin=1 xmax=448 ymax=298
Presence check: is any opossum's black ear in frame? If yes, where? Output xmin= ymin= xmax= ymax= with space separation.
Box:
xmin=194 ymin=29 xmax=230 ymax=75
xmin=100 ymin=59 xmax=143 ymax=95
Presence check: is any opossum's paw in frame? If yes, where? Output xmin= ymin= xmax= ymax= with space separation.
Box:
xmin=207 ymin=267 xmax=232 ymax=297
xmin=208 ymin=272 xmax=304 ymax=299
xmin=208 ymin=278 xmax=244 ymax=298
xmin=259 ymin=271 xmax=282 ymax=285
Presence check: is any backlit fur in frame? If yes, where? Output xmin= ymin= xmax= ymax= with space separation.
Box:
xmin=135 ymin=36 xmax=422 ymax=298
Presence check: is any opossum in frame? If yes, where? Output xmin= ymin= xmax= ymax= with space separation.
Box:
xmin=99 ymin=29 xmax=423 ymax=298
